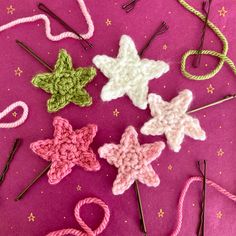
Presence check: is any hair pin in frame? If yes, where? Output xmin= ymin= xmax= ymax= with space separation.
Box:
xmin=197 ymin=160 xmax=207 ymax=236
xmin=37 ymin=2 xmax=93 ymax=50
xmin=138 ymin=26 xmax=168 ymax=234
xmin=0 ymin=139 xmax=21 ymax=185
xmin=122 ymin=0 xmax=140 ymax=13
xmin=16 ymin=40 xmax=53 ymax=71
xmin=192 ymin=0 xmax=212 ymax=68
xmin=171 ymin=167 xmax=236 ymax=235
xmin=188 ymin=94 xmax=236 ymax=114
xmin=15 ymin=116 xmax=100 ymax=201
xmin=15 ymin=164 xmax=51 ymax=201
xmin=139 ymin=21 xmax=169 ymax=57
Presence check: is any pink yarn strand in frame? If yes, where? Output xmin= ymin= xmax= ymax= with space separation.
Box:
xmin=0 ymin=101 xmax=29 ymax=129
xmin=46 ymin=197 xmax=110 ymax=236
xmin=171 ymin=176 xmax=236 ymax=236
xmin=0 ymin=0 xmax=94 ymax=41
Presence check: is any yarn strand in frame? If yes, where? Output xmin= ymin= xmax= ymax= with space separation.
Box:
xmin=171 ymin=176 xmax=236 ymax=236
xmin=0 ymin=0 xmax=94 ymax=41
xmin=0 ymin=101 xmax=29 ymax=129
xmin=46 ymin=197 xmax=110 ymax=236
xmin=178 ymin=0 xmax=236 ymax=80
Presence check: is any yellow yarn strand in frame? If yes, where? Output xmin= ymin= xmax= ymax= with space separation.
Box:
xmin=179 ymin=0 xmax=236 ymax=80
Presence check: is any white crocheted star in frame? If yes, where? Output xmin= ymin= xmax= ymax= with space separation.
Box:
xmin=141 ymin=89 xmax=206 ymax=152
xmin=93 ymin=35 xmax=169 ymax=109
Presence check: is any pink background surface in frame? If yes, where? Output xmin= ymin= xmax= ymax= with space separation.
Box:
xmin=1 ymin=0 xmax=236 ymax=235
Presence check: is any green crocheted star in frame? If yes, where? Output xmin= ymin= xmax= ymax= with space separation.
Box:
xmin=32 ymin=49 xmax=96 ymax=113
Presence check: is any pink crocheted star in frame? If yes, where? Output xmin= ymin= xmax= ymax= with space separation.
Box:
xmin=141 ymin=89 xmax=206 ymax=152
xmin=98 ymin=126 xmax=165 ymax=195
xmin=30 ymin=116 xmax=100 ymax=184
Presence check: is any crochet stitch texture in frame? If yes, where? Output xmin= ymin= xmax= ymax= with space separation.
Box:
xmin=93 ymin=35 xmax=169 ymax=110
xmin=98 ymin=126 xmax=165 ymax=195
xmin=141 ymin=89 xmax=206 ymax=152
xmin=32 ymin=49 xmax=96 ymax=113
xmin=30 ymin=116 xmax=100 ymax=184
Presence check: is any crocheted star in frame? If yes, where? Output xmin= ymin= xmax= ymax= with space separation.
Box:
xmin=141 ymin=89 xmax=206 ymax=152
xmin=32 ymin=49 xmax=96 ymax=113
xmin=93 ymin=35 xmax=169 ymax=109
xmin=98 ymin=126 xmax=165 ymax=195
xmin=30 ymin=116 xmax=100 ymax=184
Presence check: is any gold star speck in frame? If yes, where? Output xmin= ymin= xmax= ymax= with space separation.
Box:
xmin=105 ymin=19 xmax=112 ymax=26
xmin=113 ymin=109 xmax=120 ymax=117
xmin=158 ymin=209 xmax=165 ymax=218
xmin=207 ymin=84 xmax=215 ymax=94
xmin=12 ymin=111 xmax=17 ymax=117
xmin=163 ymin=44 xmax=168 ymax=50
xmin=15 ymin=67 xmax=23 ymax=77
xmin=217 ymin=148 xmax=224 ymax=157
xmin=28 ymin=213 xmax=36 ymax=222
xmin=218 ymin=7 xmax=227 ymax=17
xmin=76 ymin=185 xmax=82 ymax=191
xmin=7 ymin=5 xmax=15 ymax=15
xmin=216 ymin=211 xmax=223 ymax=219
xmin=168 ymin=164 xmax=173 ymax=171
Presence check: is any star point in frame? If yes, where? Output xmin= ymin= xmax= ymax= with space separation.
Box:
xmin=98 ymin=126 xmax=165 ymax=195
xmin=158 ymin=209 xmax=165 ymax=218
xmin=28 ymin=213 xmax=36 ymax=222
xmin=113 ymin=108 xmax=120 ymax=117
xmin=217 ymin=148 xmax=224 ymax=157
xmin=93 ymin=35 xmax=169 ymax=109
xmin=14 ymin=67 xmax=23 ymax=77
xmin=105 ymin=19 xmax=112 ymax=26
xmin=141 ymin=89 xmax=206 ymax=152
xmin=32 ymin=49 xmax=96 ymax=113
xmin=218 ymin=7 xmax=227 ymax=17
xmin=216 ymin=211 xmax=223 ymax=219
xmin=7 ymin=5 xmax=15 ymax=15
xmin=207 ymin=84 xmax=215 ymax=94
xmin=30 ymin=116 xmax=100 ymax=184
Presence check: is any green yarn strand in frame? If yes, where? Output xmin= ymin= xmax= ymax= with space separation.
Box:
xmin=178 ymin=0 xmax=236 ymax=80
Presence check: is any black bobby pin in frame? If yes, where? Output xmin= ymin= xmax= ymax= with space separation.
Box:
xmin=122 ymin=0 xmax=140 ymax=13
xmin=132 ymin=23 xmax=169 ymax=235
xmin=139 ymin=21 xmax=169 ymax=57
xmin=197 ymin=160 xmax=207 ymax=236
xmin=16 ymin=40 xmax=53 ymax=72
xmin=15 ymin=163 xmax=51 ymax=201
xmin=192 ymin=0 xmax=212 ymax=68
xmin=37 ymin=3 xmax=93 ymax=50
xmin=134 ymin=180 xmax=147 ymax=235
xmin=0 ymin=139 xmax=21 ymax=185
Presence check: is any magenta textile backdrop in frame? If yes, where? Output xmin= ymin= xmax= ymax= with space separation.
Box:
xmin=1 ymin=0 xmax=236 ymax=235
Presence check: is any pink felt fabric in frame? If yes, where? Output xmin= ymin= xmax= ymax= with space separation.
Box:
xmin=1 ymin=0 xmax=236 ymax=236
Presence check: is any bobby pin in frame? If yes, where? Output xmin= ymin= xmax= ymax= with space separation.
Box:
xmin=0 ymin=139 xmax=21 ymax=185
xmin=133 ymin=25 xmax=169 ymax=235
xmin=37 ymin=2 xmax=93 ymax=50
xmin=122 ymin=0 xmax=140 ymax=13
xmin=197 ymin=160 xmax=207 ymax=236
xmin=188 ymin=94 xmax=236 ymax=114
xmin=16 ymin=40 xmax=53 ymax=72
xmin=15 ymin=163 xmax=51 ymax=201
xmin=139 ymin=21 xmax=169 ymax=57
xmin=192 ymin=0 xmax=212 ymax=68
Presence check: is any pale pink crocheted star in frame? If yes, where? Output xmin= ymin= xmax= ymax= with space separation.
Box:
xmin=30 ymin=116 xmax=100 ymax=184
xmin=98 ymin=126 xmax=165 ymax=195
xmin=141 ymin=89 xmax=206 ymax=152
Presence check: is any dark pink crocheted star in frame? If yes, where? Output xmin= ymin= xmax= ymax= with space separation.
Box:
xmin=30 ymin=116 xmax=100 ymax=184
